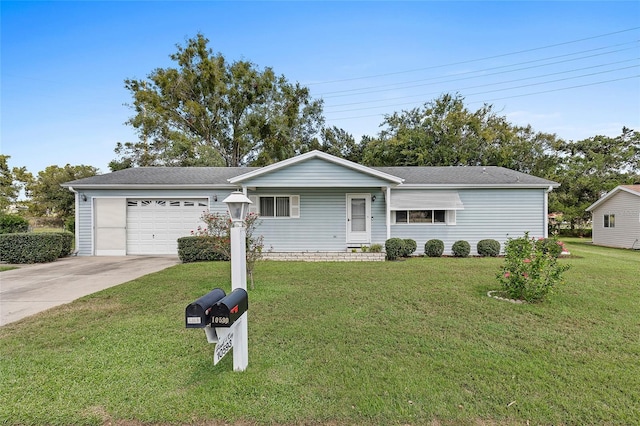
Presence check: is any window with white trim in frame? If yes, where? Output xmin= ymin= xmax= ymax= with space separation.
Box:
xmin=249 ymin=195 xmax=300 ymax=218
xmin=604 ymin=214 xmax=615 ymax=228
xmin=394 ymin=210 xmax=447 ymax=224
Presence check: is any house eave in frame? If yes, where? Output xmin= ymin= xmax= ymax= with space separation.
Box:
xmin=396 ymin=183 xmax=561 ymax=190
xmin=60 ymin=184 xmax=239 ymax=190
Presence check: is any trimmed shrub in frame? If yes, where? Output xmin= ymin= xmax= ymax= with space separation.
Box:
xmin=385 ymin=238 xmax=404 ymax=261
xmin=54 ymin=231 xmax=74 ymax=257
xmin=477 ymin=239 xmax=501 ymax=257
xmin=424 ymin=239 xmax=445 ymax=257
xmin=535 ymin=238 xmax=564 ymax=258
xmin=451 ymin=240 xmax=471 ymax=257
xmin=177 ymin=236 xmax=229 ymax=263
xmin=0 ymin=214 xmax=29 ymax=234
xmin=402 ymin=239 xmax=417 ymax=257
xmin=0 ymin=233 xmax=63 ymax=263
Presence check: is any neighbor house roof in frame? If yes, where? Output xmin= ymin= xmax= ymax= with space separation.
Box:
xmin=62 ymin=152 xmax=558 ymax=189
xmin=586 ymin=184 xmax=640 ymax=211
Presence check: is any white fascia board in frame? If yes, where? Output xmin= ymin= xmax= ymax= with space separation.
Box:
xmin=228 ymin=150 xmax=404 ymax=185
xmin=397 ymin=183 xmax=560 ymax=189
xmin=62 ymin=184 xmax=239 ymax=190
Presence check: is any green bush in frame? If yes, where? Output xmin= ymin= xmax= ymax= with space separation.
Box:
xmin=556 ymin=228 xmax=591 ymax=238
xmin=64 ymin=217 xmax=75 ymax=233
xmin=498 ymin=232 xmax=570 ymax=302
xmin=424 ymin=239 xmax=444 ymax=257
xmin=53 ymin=231 xmax=74 ymax=257
xmin=535 ymin=238 xmax=564 ymax=258
xmin=477 ymin=239 xmax=501 ymax=257
xmin=385 ymin=238 xmax=404 ymax=261
xmin=0 ymin=233 xmax=63 ymax=263
xmin=451 ymin=240 xmax=471 ymax=257
xmin=369 ymin=243 xmax=383 ymax=253
xmin=401 ymin=239 xmax=417 ymax=257
xmin=177 ymin=236 xmax=229 ymax=263
xmin=0 ymin=213 xmax=29 ymax=234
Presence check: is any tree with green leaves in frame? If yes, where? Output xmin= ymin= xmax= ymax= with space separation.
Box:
xmin=549 ymin=127 xmax=640 ymax=228
xmin=303 ymin=126 xmax=364 ymax=163
xmin=111 ymin=34 xmax=324 ymax=170
xmin=0 ymin=155 xmax=33 ymax=212
xmin=0 ymin=155 xmax=18 ymax=211
xmin=361 ymin=93 xmax=497 ymax=166
xmin=26 ymin=165 xmax=98 ymax=220
xmin=360 ymin=93 xmax=560 ymax=178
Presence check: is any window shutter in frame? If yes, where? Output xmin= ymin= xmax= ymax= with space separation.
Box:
xmin=248 ymin=195 xmax=259 ymax=215
xmin=446 ymin=210 xmax=456 ymax=225
xmin=290 ymin=195 xmax=300 ymax=218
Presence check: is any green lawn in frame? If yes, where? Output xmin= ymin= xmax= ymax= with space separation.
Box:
xmin=1 ymin=239 xmax=638 ymax=425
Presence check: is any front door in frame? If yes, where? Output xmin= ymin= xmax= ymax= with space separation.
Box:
xmin=346 ymin=194 xmax=371 ymax=245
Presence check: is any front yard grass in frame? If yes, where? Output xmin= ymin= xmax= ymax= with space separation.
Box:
xmin=0 ymin=239 xmax=638 ymax=425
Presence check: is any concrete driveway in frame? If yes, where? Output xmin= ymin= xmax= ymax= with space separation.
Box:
xmin=0 ymin=256 xmax=180 ymax=326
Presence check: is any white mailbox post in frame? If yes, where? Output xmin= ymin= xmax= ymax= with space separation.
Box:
xmin=222 ymin=190 xmax=251 ymax=372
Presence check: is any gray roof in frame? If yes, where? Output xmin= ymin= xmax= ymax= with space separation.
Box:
xmin=63 ymin=164 xmax=557 ymax=188
xmin=63 ymin=167 xmax=260 ymax=188
xmin=375 ymin=166 xmax=557 ymax=187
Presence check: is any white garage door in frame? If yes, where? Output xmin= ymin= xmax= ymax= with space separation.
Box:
xmin=127 ymin=199 xmax=208 ymax=255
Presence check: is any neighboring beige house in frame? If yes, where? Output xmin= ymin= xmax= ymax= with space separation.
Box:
xmin=586 ymin=185 xmax=640 ymax=249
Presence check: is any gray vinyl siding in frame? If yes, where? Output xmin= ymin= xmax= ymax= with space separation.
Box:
xmin=390 ymin=189 xmax=547 ymax=255
xmin=249 ymin=187 xmax=386 ymax=252
xmin=591 ymin=191 xmax=640 ymax=249
xmin=243 ymin=158 xmax=394 ymax=187
xmin=74 ymin=189 xmax=235 ymax=256
xmin=76 ymin=196 xmax=93 ymax=256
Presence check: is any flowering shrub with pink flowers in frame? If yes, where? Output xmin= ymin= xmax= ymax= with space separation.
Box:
xmin=497 ymin=232 xmax=570 ymax=302
xmin=193 ymin=211 xmax=264 ymax=289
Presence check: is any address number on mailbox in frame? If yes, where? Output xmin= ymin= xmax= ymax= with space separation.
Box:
xmin=211 ymin=316 xmax=230 ymax=325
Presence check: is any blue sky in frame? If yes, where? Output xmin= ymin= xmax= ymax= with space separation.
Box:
xmin=2 ymin=1 xmax=639 ymax=175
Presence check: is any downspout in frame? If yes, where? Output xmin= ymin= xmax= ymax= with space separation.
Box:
xmin=544 ymin=185 xmax=553 ymax=238
xmin=67 ymin=186 xmax=81 ymax=255
xmin=385 ymin=186 xmax=391 ymax=240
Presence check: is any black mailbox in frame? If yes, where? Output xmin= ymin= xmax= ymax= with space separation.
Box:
xmin=185 ymin=288 xmax=226 ymax=328
xmin=210 ymin=288 xmax=248 ymax=327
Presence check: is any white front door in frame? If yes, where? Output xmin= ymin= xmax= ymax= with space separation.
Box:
xmin=346 ymin=194 xmax=371 ymax=245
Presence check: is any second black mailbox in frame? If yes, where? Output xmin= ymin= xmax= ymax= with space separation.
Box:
xmin=210 ymin=288 xmax=248 ymax=327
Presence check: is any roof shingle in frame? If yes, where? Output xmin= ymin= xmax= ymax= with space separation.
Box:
xmin=63 ymin=164 xmax=557 ymax=188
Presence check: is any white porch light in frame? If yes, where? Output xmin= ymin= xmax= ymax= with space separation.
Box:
xmin=223 ymin=190 xmax=252 ymax=224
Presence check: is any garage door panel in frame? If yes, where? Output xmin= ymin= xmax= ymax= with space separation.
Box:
xmin=127 ymin=198 xmax=207 ymax=255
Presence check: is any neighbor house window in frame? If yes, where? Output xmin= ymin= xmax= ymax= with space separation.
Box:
xmin=604 ymin=214 xmax=615 ymax=228
xmin=251 ymin=195 xmax=300 ymax=218
xmin=394 ymin=210 xmax=446 ymax=224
